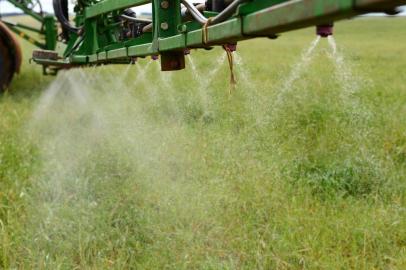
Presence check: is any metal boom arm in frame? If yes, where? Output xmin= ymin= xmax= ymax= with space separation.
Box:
xmin=30 ymin=0 xmax=406 ymax=72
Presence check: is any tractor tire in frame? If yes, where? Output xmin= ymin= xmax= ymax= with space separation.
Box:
xmin=0 ymin=21 xmax=22 ymax=92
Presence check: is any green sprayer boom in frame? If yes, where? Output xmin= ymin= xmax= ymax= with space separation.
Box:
xmin=0 ymin=0 xmax=405 ymax=90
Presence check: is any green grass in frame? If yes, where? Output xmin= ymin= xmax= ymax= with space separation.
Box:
xmin=1 ymin=17 xmax=406 ymax=269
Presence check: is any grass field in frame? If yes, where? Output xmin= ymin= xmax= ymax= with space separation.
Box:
xmin=0 ymin=17 xmax=406 ymax=269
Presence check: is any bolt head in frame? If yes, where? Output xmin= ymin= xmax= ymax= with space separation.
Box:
xmin=160 ymin=22 xmax=169 ymax=31
xmin=178 ymin=24 xmax=187 ymax=33
xmin=161 ymin=1 xmax=169 ymax=9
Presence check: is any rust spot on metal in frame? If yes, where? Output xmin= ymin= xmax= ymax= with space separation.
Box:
xmin=160 ymin=51 xmax=185 ymax=71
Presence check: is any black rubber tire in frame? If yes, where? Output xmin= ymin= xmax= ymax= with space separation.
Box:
xmin=0 ymin=23 xmax=22 ymax=93
xmin=0 ymin=35 xmax=14 ymax=92
xmin=53 ymin=0 xmax=80 ymax=37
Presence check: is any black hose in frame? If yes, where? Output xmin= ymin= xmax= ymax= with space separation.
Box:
xmin=120 ymin=15 xmax=152 ymax=23
xmin=53 ymin=0 xmax=81 ymax=34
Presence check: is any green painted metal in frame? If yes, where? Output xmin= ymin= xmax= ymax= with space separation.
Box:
xmin=242 ymin=0 xmax=355 ymax=35
xmin=43 ymin=16 xmax=58 ymax=50
xmin=77 ymin=19 xmax=100 ymax=55
xmin=128 ymin=43 xmax=154 ymax=57
xmin=159 ymin=35 xmax=186 ymax=51
xmin=28 ymin=0 xmax=406 ymax=71
xmin=238 ymin=0 xmax=286 ymax=15
xmin=107 ymin=47 xmax=128 ymax=59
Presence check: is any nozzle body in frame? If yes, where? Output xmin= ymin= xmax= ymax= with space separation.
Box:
xmin=317 ymin=24 xmax=334 ymax=37
xmin=224 ymin=43 xmax=237 ymax=52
